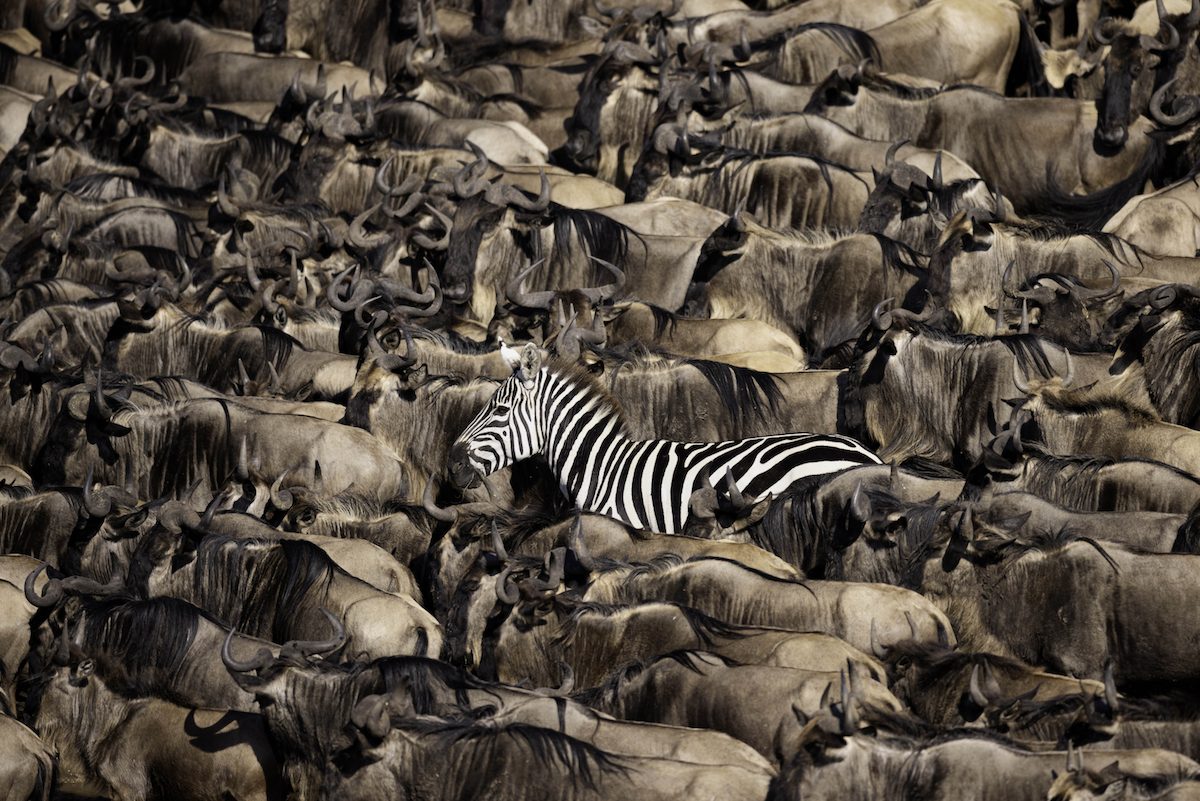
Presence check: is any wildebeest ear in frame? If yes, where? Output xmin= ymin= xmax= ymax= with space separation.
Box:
xmin=76 ymin=659 xmax=94 ymax=677
xmin=67 ymin=392 xmax=91 ymax=421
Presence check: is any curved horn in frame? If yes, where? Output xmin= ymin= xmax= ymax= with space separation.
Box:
xmin=1078 ymin=260 xmax=1122 ymax=300
xmin=221 ymin=628 xmax=274 ymax=673
xmin=969 ymin=663 xmax=991 ymax=707
xmin=569 ymin=509 xmax=599 ymax=572
xmin=872 ymin=297 xmax=896 ymax=331
xmin=885 ymin=139 xmax=909 ymax=166
xmin=484 ymin=169 xmax=551 ymax=213
xmin=24 ymin=563 xmax=62 ymax=608
xmin=270 ymin=470 xmax=293 ymax=511
xmin=1150 ymin=78 xmax=1200 ymax=126
xmin=580 ymin=256 xmax=627 ymax=303
xmin=287 ymin=607 xmax=346 ymax=656
xmin=849 ymin=478 xmax=870 ymax=523
xmin=1012 ymin=359 xmax=1031 ymax=394
xmin=491 ymin=518 xmax=508 ymax=560
xmin=506 ymin=259 xmax=555 ymax=309
xmin=82 ymin=462 xmax=112 ymax=518
xmin=1103 ymin=663 xmax=1119 ymax=715
xmin=422 ymin=475 xmax=457 ymax=523
xmin=410 ymin=204 xmax=453 ymax=250
xmin=494 ymin=563 xmax=520 ymax=605
xmin=722 ymin=466 xmax=746 ymax=510
xmin=374 ymin=155 xmax=396 ymax=197
xmin=1093 ymin=16 xmax=1116 ymax=45
xmin=216 ymin=171 xmax=241 ymax=219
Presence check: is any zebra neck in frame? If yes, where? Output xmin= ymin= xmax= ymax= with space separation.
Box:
xmin=540 ymin=381 xmax=633 ymax=510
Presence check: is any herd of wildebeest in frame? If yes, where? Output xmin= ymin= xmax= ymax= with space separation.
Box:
xmin=11 ymin=0 xmax=1200 ymax=798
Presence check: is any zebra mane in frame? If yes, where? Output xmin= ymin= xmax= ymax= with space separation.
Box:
xmin=543 ymin=356 xmax=632 ymax=433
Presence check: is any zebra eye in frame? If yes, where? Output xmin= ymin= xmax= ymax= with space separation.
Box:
xmin=494 ymin=404 xmax=511 ymax=415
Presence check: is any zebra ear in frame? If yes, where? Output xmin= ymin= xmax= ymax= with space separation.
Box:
xmin=500 ymin=341 xmax=522 ymax=373
xmin=520 ymin=343 xmax=543 ymax=378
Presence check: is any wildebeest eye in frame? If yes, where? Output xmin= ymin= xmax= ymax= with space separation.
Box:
xmin=382 ymin=331 xmax=401 ymax=349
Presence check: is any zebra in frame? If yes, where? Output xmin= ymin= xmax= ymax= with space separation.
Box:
xmin=448 ymin=343 xmax=883 ymax=533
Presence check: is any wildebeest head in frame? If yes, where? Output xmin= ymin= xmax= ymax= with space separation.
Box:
xmin=564 ymin=41 xmax=662 ymax=180
xmin=1091 ymin=0 xmax=1191 ymax=148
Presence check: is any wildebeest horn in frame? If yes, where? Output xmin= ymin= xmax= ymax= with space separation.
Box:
xmin=1060 ymin=349 xmax=1074 ymax=388
xmin=540 ymin=662 xmax=575 ymax=696
xmin=580 ymin=256 xmax=626 ymax=303
xmin=688 ymin=468 xmax=719 ymax=521
xmin=1103 ymin=663 xmax=1119 ymax=714
xmin=270 ymin=470 xmax=293 ymax=511
xmin=1144 ymin=0 xmax=1180 ymax=50
xmin=839 ymin=669 xmax=859 ymax=734
xmin=848 ymin=478 xmax=870 ymax=523
xmin=1150 ymin=78 xmax=1200 ymax=126
xmin=1012 ymin=360 xmax=1031 ymax=393
xmin=485 ymin=168 xmax=551 ymax=212
xmin=495 ymin=563 xmax=520 ymax=605
xmin=869 ymin=619 xmax=887 ymax=658
xmin=327 ymin=266 xmax=372 ymax=312
xmin=83 ymin=462 xmax=112 ymax=518
xmin=931 ymin=151 xmax=943 ymax=192
xmin=453 ymin=155 xmax=490 ymax=199
xmin=221 ymin=628 xmax=274 ymax=673
xmin=491 ymin=518 xmax=508 ymax=560
xmin=288 ymin=607 xmax=346 ymax=656
xmin=216 ymin=171 xmax=241 ymax=219
xmin=1079 ymin=260 xmax=1122 ymax=300
xmin=410 ymin=205 xmax=453 ymax=250
xmin=569 ymin=509 xmax=599 ymax=572
xmin=872 ymin=297 xmax=896 ymax=331
xmin=116 ymin=56 xmax=156 ymax=90
xmin=1019 ymin=298 xmax=1029 ymax=334
xmin=884 ymin=139 xmax=908 ymax=166
xmin=43 ymin=0 xmax=74 ymax=31
xmin=374 ymin=155 xmax=397 ymax=197
xmin=348 ymin=203 xmax=385 ymax=248
xmin=423 ymin=475 xmax=457 ymax=523
xmin=1149 ymin=284 xmax=1178 ymax=310
xmin=24 ymin=563 xmax=62 ymax=608
xmin=1093 ymin=17 xmax=1116 ymax=45
xmin=506 ymin=260 xmax=554 ymax=309
xmin=722 ymin=466 xmax=746 ymax=509
xmin=969 ymin=663 xmax=991 ymax=707
xmin=593 ymin=0 xmax=619 ymax=17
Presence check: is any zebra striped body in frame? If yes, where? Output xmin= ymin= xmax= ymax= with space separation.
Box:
xmin=448 ymin=345 xmax=882 ymax=533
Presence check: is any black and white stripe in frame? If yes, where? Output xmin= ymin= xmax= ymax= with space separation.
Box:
xmin=453 ymin=348 xmax=882 ymax=533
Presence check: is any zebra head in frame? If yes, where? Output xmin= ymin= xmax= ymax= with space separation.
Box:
xmin=448 ymin=343 xmax=548 ymax=489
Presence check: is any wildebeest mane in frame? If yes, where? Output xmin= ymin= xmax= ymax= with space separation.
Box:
xmin=65 ymin=173 xmax=203 ymax=206
xmin=755 ymin=23 xmax=882 ymax=74
xmin=546 ymin=204 xmax=633 ymax=280
xmin=1029 ymin=382 xmax=1160 ymax=425
xmin=689 ymin=357 xmax=784 ymax=429
xmin=597 ymin=342 xmax=785 ymax=432
xmin=190 ymin=535 xmax=340 ymax=643
xmin=885 ymin=638 xmax=1043 ymax=693
xmin=375 ymin=655 xmax=494 ymax=716
xmin=387 ymin=717 xmax=630 ymax=790
xmin=551 ymin=600 xmax=752 ymax=652
xmin=78 ymin=595 xmax=208 ymax=678
xmin=1038 ymin=138 xmax=1169 ymax=230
